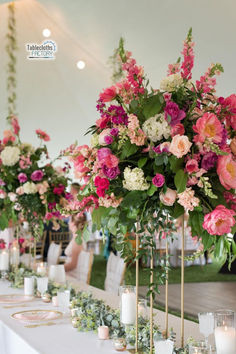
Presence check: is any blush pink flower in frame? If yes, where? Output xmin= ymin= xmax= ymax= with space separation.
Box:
xmin=169 ymin=135 xmax=192 ymax=158
xmin=37 ymin=181 xmax=49 ymax=195
xmin=16 ymin=186 xmax=24 ymax=195
xmin=193 ymin=113 xmax=223 ymax=144
xmin=222 ymin=94 xmax=236 ymax=130
xmin=77 ymin=145 xmax=90 ymax=158
xmin=3 ymin=130 xmax=16 ymax=145
xmin=217 ymin=154 xmax=236 ymax=190
xmin=203 ymin=205 xmax=235 ymax=235
xmin=19 ymin=155 xmax=32 ymax=169
xmin=97 ymin=148 xmax=111 ymax=161
xmin=99 ymin=86 xmax=117 ymax=102
xmin=185 ymin=159 xmax=199 ymax=174
xmin=98 ymin=129 xmax=112 ymax=146
xmin=36 ymin=129 xmax=50 ymax=142
xmin=10 ymin=116 xmax=20 ymax=135
xmin=160 ymin=188 xmax=177 ymax=206
xmin=177 ymin=188 xmax=200 ymax=211
xmin=31 ymin=170 xmax=44 ymax=182
xmin=0 ymin=189 xmax=6 ymax=199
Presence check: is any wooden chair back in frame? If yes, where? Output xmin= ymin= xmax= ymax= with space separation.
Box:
xmin=35 ymin=231 xmax=47 ymax=260
xmin=49 ymin=231 xmax=71 ymax=252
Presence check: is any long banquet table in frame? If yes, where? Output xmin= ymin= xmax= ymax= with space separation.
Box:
xmin=0 ymin=276 xmax=202 ymax=354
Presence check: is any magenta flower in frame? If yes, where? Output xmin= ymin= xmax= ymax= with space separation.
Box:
xmin=201 ymin=152 xmax=217 ymax=170
xmin=97 ymin=148 xmax=111 ymax=161
xmin=53 ymin=184 xmax=65 ymax=195
xmin=31 ymin=170 xmax=44 ymax=182
xmin=164 ymin=101 xmax=186 ymax=127
xmin=152 ymin=173 xmax=165 ymax=187
xmin=104 ymin=135 xmax=114 ymax=145
xmin=18 ymin=173 xmax=28 ymax=183
xmin=102 ymin=165 xmax=120 ymax=179
xmin=110 ymin=128 xmax=119 ymax=136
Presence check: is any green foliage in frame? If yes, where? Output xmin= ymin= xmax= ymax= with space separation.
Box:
xmin=143 ymin=94 xmax=164 ymax=119
xmin=174 ymin=170 xmax=188 ymax=193
xmin=120 ymin=140 xmax=139 ymax=159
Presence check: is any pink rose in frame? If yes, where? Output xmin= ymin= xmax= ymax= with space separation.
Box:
xmin=193 ymin=113 xmax=223 ymax=144
xmin=152 ymin=173 xmax=165 ymax=187
xmin=8 ymin=192 xmax=17 ymax=202
xmin=18 ymin=173 xmax=28 ymax=183
xmin=0 ymin=189 xmax=6 ymax=199
xmin=171 ymin=123 xmax=185 ymax=137
xmin=16 ymin=186 xmax=24 ymax=195
xmin=160 ymin=188 xmax=177 ymax=206
xmin=99 ymin=86 xmax=117 ymax=102
xmin=94 ymin=176 xmax=110 ymax=190
xmin=217 ymin=154 xmax=236 ymax=190
xmin=169 ymin=135 xmax=192 ymax=158
xmin=98 ymin=129 xmax=112 ymax=146
xmin=31 ymin=170 xmax=44 ymax=182
xmin=203 ymin=205 xmax=236 ymax=235
xmin=185 ymin=159 xmax=199 ymax=174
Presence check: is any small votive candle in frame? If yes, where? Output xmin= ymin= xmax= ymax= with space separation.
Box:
xmin=113 ymin=338 xmax=127 ymax=352
xmin=154 ymin=339 xmax=174 ymax=354
xmin=37 ymin=262 xmax=47 ymax=276
xmin=52 ymin=296 xmax=58 ymax=307
xmin=24 ymin=277 xmax=34 ymax=296
xmin=98 ymin=326 xmax=109 ymax=340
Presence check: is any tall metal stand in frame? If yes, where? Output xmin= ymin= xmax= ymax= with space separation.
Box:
xmin=149 ymin=252 xmax=154 ymax=353
xmin=181 ymin=214 xmax=185 ymax=348
xmin=135 ymin=232 xmax=139 ymax=353
xmin=165 ymin=240 xmax=169 ymax=338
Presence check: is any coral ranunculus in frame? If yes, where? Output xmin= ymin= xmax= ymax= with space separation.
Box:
xmin=217 ymin=154 xmax=236 ymax=190
xmin=193 ymin=113 xmax=223 ymax=143
xmin=203 ymin=205 xmax=236 ymax=235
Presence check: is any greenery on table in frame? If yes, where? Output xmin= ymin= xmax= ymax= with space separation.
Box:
xmin=7 ymin=265 xmax=38 ymax=288
xmin=47 ymin=281 xmax=76 ymax=299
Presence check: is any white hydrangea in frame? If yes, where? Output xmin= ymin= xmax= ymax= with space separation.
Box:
xmin=0 ymin=146 xmax=20 ymax=166
xmin=142 ymin=113 xmax=170 ymax=142
xmin=160 ymin=73 xmax=183 ymax=92
xmin=123 ymin=167 xmax=149 ymax=191
xmin=91 ymin=133 xmax=99 ymax=147
xmin=23 ymin=182 xmax=37 ymax=194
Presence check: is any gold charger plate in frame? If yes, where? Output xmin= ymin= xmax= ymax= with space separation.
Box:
xmin=0 ymin=294 xmax=34 ymax=304
xmin=11 ymin=309 xmax=63 ymax=323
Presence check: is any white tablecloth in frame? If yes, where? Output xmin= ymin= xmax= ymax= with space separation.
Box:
xmin=0 ymin=278 xmax=202 ymax=354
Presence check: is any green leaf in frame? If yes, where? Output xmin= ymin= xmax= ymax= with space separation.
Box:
xmin=147 ymin=184 xmax=157 ymax=196
xmin=0 ymin=213 xmax=9 ymax=231
xmin=75 ymin=230 xmax=83 ymax=245
xmin=120 ymin=140 xmax=138 ymax=159
xmin=174 ymin=169 xmax=188 ymax=193
xmin=83 ymin=225 xmax=91 ymax=242
xmin=138 ymin=157 xmax=147 ymax=168
xmin=143 ymin=94 xmax=163 ymax=119
xmin=172 ymin=203 xmax=184 ymax=219
xmin=92 ymin=207 xmax=111 ymax=230
xmin=155 ymin=155 xmax=164 ymax=166
xmin=121 ymin=191 xmax=146 ymax=208
xmin=169 ymin=156 xmax=184 ymax=173
xmin=232 ymin=240 xmax=236 ymax=256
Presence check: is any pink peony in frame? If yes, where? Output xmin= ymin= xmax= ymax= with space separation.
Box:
xmin=160 ymin=188 xmax=177 ymax=206
xmin=203 ymin=205 xmax=236 ymax=235
xmin=18 ymin=173 xmax=28 ymax=183
xmin=99 ymin=86 xmax=117 ymax=102
xmin=31 ymin=170 xmax=44 ymax=182
xmin=36 ymin=129 xmax=50 ymax=142
xmin=193 ymin=113 xmax=223 ymax=144
xmin=152 ymin=173 xmax=165 ymax=187
xmin=169 ymin=135 xmax=192 ymax=158
xmin=185 ymin=159 xmax=199 ymax=174
xmin=217 ymin=154 xmax=236 ymax=190
xmin=171 ymin=123 xmax=185 ymax=137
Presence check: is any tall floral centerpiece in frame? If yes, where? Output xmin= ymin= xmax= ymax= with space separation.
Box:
xmin=67 ymin=29 xmax=236 ymax=350
xmin=0 ymin=116 xmax=71 ymax=237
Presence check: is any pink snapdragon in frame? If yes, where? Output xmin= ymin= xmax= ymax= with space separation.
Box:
xmin=36 ymin=129 xmax=50 ymax=142
xmin=10 ymin=116 xmax=20 ymax=135
xmin=193 ymin=113 xmax=223 ymax=144
xmin=217 ymin=154 xmax=236 ymax=190
xmin=181 ymin=29 xmax=195 ymax=80
xmin=127 ymin=114 xmax=146 ymax=146
xmin=99 ymin=193 xmax=123 ymax=208
xmin=203 ymin=205 xmax=235 ymax=235
xmin=196 ymin=63 xmax=223 ymax=94
xmin=19 ymin=155 xmax=32 ymax=169
xmin=177 ymin=188 xmax=200 ymax=211
xmin=221 ymin=94 xmax=236 ymax=130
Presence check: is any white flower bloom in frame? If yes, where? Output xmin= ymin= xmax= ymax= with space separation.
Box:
xmin=23 ymin=182 xmax=37 ymax=194
xmin=142 ymin=113 xmax=170 ymax=142
xmin=0 ymin=146 xmax=20 ymax=166
xmin=123 ymin=167 xmax=149 ymax=191
xmin=160 ymin=73 xmax=183 ymax=92
xmin=8 ymin=192 xmax=17 ymax=202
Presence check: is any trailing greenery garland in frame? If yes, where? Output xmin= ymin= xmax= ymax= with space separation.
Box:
xmin=6 ymin=2 xmax=17 ymax=118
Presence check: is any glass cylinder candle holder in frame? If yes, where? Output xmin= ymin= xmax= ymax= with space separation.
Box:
xmin=36 ymin=262 xmax=47 ymax=276
xmin=10 ymin=246 xmax=20 ymax=267
xmin=0 ymin=250 xmax=9 ymax=279
xmin=188 ymin=341 xmax=208 ymax=354
xmin=198 ymin=312 xmax=214 ymax=348
xmin=154 ymin=339 xmax=174 ymax=354
xmin=214 ymin=310 xmax=236 ymax=354
xmin=113 ymin=337 xmax=127 ymax=352
xmin=138 ymin=298 xmax=147 ymax=319
xmin=119 ymin=285 xmax=136 ymax=326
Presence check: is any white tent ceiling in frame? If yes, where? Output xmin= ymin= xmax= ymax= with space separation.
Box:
xmin=0 ymin=0 xmax=236 ymax=157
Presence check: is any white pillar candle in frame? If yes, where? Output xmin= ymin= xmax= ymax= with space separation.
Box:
xmin=0 ymin=251 xmax=9 ymax=271
xmin=24 ymin=277 xmax=34 ymax=296
xmin=214 ymin=326 xmax=236 ymax=354
xmin=37 ymin=262 xmax=47 ymax=276
xmin=121 ymin=291 xmax=136 ymax=325
xmin=154 ymin=339 xmax=174 ymax=354
xmin=11 ymin=247 xmax=20 ymax=266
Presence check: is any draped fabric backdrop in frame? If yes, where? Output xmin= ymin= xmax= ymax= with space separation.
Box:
xmin=0 ymin=0 xmax=236 ymax=158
